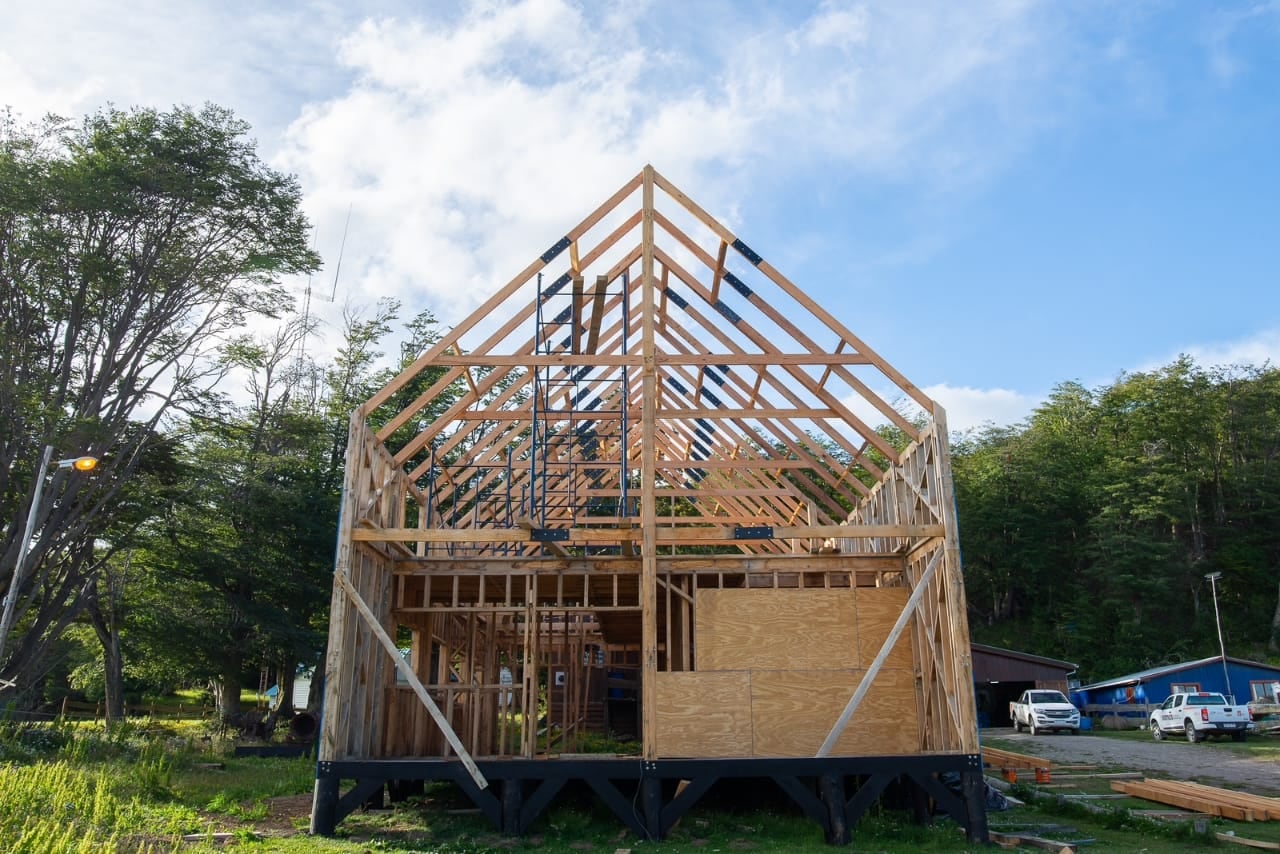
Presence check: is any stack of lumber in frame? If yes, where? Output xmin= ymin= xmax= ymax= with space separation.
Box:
xmin=983 ymin=746 xmax=1054 ymax=770
xmin=1111 ymin=779 xmax=1280 ymax=821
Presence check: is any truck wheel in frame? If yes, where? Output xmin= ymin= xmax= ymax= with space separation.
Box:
xmin=1029 ymin=720 xmax=1038 ymax=736
xmin=1014 ymin=719 xmax=1023 ymax=733
xmin=1151 ymin=724 xmax=1164 ymax=741
xmin=1184 ymin=719 xmax=1201 ymax=743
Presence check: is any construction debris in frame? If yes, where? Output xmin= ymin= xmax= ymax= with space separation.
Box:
xmin=989 ymin=830 xmax=1078 ymax=852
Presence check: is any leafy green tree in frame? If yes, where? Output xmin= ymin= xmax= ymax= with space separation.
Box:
xmin=954 ymin=359 xmax=1280 ymax=679
xmin=0 ymin=104 xmax=318 ymax=702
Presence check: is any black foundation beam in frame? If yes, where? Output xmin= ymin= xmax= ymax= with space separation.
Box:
xmin=310 ymin=753 xmax=988 ymax=846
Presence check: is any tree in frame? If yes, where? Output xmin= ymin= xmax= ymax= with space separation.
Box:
xmin=0 ymin=104 xmax=319 ymax=702
xmin=953 ymin=358 xmax=1280 ymax=678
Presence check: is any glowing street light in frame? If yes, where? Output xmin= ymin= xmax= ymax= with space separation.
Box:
xmin=0 ymin=445 xmax=100 ymax=681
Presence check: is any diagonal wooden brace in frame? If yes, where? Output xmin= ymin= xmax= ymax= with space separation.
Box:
xmin=816 ymin=548 xmax=944 ymax=756
xmin=336 ymin=572 xmax=488 ymax=789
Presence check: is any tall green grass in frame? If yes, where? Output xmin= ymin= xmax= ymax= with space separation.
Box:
xmin=0 ymin=761 xmax=167 ymax=852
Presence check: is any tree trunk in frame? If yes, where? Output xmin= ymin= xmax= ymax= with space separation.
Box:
xmin=277 ymin=659 xmax=295 ymax=716
xmin=101 ymin=630 xmax=125 ymax=724
xmin=85 ymin=568 xmax=128 ymax=726
xmin=216 ymin=666 xmax=243 ymax=722
xmin=1269 ymin=578 xmax=1280 ymax=654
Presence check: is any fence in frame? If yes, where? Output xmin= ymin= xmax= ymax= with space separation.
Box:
xmin=1 ymin=698 xmax=218 ymax=724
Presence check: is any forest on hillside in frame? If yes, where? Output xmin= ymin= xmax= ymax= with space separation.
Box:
xmin=2 ymin=104 xmax=1277 ymax=717
xmin=953 ymin=358 xmax=1280 ymax=682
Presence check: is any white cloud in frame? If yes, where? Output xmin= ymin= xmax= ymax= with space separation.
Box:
xmin=273 ymin=0 xmax=1062 ymax=339
xmin=4 ymin=0 xmax=1073 ymax=381
xmin=1157 ymin=328 xmax=1280 ymax=373
xmin=920 ymin=384 xmax=1039 ymax=434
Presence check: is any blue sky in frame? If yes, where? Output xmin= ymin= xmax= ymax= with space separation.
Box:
xmin=3 ymin=0 xmax=1278 ymax=433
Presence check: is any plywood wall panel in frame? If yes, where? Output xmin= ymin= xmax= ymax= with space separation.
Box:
xmin=695 ymin=589 xmax=859 ymax=671
xmin=750 ymin=668 xmax=918 ymax=757
xmin=654 ymin=671 xmax=752 ymax=757
xmin=853 ymin=587 xmax=914 ymax=670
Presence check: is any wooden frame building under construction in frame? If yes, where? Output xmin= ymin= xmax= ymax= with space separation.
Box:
xmin=310 ymin=166 xmax=988 ymax=845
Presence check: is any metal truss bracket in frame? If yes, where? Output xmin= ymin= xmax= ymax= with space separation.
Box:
xmin=530 ymin=528 xmax=570 ymax=542
xmin=733 ymin=526 xmax=774 ymax=540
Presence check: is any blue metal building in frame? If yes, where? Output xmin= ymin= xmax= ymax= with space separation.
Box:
xmin=1072 ymin=655 xmax=1280 ymax=719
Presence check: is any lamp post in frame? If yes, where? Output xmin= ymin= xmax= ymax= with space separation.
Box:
xmin=1205 ymin=571 xmax=1232 ymax=701
xmin=0 ymin=445 xmax=99 ymax=679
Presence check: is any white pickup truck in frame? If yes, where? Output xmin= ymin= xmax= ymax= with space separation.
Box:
xmin=1150 ymin=692 xmax=1249 ymax=742
xmin=1010 ymin=689 xmax=1080 ymax=735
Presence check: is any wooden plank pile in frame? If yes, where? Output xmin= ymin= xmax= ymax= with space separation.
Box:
xmin=983 ymin=746 xmax=1054 ymax=770
xmin=1111 ymin=778 xmax=1280 ymax=821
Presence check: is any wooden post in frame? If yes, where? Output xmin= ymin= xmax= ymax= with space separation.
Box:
xmin=640 ymin=164 xmax=659 ymax=760
xmin=933 ymin=405 xmax=981 ymax=752
xmin=819 ymin=773 xmax=849 ymax=845
xmin=318 ymin=414 xmax=365 ymax=764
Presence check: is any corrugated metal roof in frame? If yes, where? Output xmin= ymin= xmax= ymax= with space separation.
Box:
xmin=1079 ymin=655 xmax=1280 ymax=692
xmin=971 ymin=643 xmax=1077 ymax=672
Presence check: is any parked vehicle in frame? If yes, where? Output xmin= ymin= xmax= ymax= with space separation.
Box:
xmin=1149 ymin=692 xmax=1248 ymax=742
xmin=1010 ymin=689 xmax=1080 ymax=735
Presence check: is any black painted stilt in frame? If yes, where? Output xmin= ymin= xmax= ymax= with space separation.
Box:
xmin=819 ymin=773 xmax=849 ymax=845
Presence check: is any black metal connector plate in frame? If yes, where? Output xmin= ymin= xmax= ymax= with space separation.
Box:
xmin=541 ymin=236 xmax=572 ymax=263
xmin=530 ymin=528 xmax=570 ymax=542
xmin=723 ymin=271 xmax=753 ymax=298
xmin=542 ymin=271 xmax=572 ymax=298
xmin=733 ymin=525 xmax=774 ymax=539
xmin=732 ymin=238 xmax=762 ymax=266
xmin=714 ymin=300 xmax=741 ymax=325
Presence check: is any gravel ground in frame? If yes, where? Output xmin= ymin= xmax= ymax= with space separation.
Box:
xmin=985 ymin=728 xmax=1280 ymax=795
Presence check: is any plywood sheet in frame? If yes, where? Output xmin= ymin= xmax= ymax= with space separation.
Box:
xmin=695 ymin=589 xmax=859 ymax=671
xmin=654 ymin=671 xmax=752 ymax=757
xmin=854 ymin=587 xmax=914 ymax=670
xmin=750 ymin=668 xmax=918 ymax=757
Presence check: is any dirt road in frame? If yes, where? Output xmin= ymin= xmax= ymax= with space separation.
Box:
xmin=986 ymin=728 xmax=1280 ymax=795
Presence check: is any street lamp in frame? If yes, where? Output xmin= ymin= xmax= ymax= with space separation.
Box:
xmin=0 ymin=445 xmax=99 ymax=682
xmin=1205 ymin=571 xmax=1232 ymax=701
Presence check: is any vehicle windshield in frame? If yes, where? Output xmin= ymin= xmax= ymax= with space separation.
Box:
xmin=1187 ymin=694 xmax=1227 ymax=706
xmin=1029 ymin=691 xmax=1069 ymax=704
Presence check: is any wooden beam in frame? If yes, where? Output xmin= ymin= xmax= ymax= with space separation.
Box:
xmin=416 ymin=353 xmax=870 ymax=367
xmin=585 ymin=274 xmax=608 ymax=354
xmin=571 ymin=275 xmax=583 ymax=354
xmin=640 ymin=164 xmax=659 ymax=760
xmin=336 ymin=572 xmax=488 ymax=789
xmin=354 ymin=524 xmax=943 ymax=544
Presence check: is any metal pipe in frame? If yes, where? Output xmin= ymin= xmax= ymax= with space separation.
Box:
xmin=0 ymin=445 xmax=55 ymax=673
xmin=1206 ymin=572 xmax=1232 ymax=700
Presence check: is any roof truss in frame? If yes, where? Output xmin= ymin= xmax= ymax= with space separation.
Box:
xmin=358 ymin=166 xmax=939 ymax=553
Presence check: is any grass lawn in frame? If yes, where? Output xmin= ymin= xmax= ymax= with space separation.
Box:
xmin=0 ymin=719 xmax=1267 ymax=852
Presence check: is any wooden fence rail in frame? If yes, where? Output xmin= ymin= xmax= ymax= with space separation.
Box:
xmin=54 ymin=698 xmax=216 ymax=723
